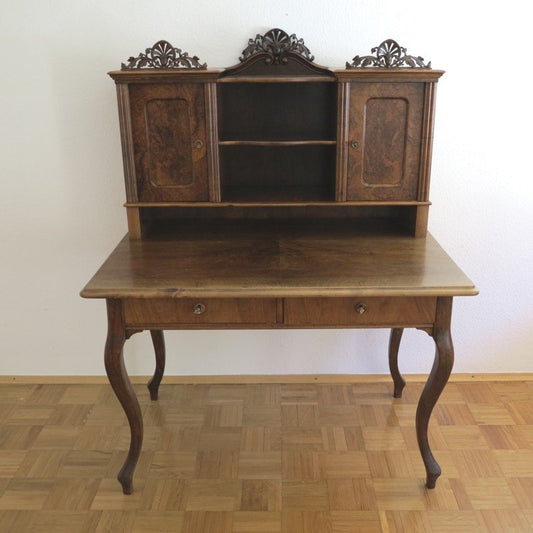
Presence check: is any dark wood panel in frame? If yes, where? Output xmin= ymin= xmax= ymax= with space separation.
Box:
xmin=346 ymin=82 xmax=424 ymax=201
xmin=129 ymin=83 xmax=209 ymax=202
xmin=219 ymin=145 xmax=336 ymax=202
xmin=284 ymin=297 xmax=437 ymax=326
xmin=218 ymin=82 xmax=337 ymax=141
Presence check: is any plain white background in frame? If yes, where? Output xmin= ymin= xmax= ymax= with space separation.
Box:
xmin=1 ymin=0 xmax=532 ymax=377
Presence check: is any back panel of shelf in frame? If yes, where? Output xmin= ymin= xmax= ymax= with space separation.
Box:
xmin=218 ymin=81 xmax=337 ymax=141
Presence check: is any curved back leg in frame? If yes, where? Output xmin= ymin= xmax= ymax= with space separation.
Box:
xmin=148 ymin=330 xmax=166 ymax=401
xmin=388 ymin=328 xmax=405 ymax=398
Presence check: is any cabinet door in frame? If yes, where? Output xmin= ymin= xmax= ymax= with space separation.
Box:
xmin=129 ymin=83 xmax=208 ymax=202
xmin=346 ymin=82 xmax=424 ymax=201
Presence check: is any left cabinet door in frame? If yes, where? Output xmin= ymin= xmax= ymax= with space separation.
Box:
xmin=129 ymin=83 xmax=208 ymax=202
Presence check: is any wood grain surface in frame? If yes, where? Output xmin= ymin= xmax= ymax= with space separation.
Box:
xmin=1 ymin=379 xmax=532 ymax=532
xmin=80 ymin=222 xmax=477 ymax=299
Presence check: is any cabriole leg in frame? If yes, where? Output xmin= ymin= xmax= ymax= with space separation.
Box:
xmin=147 ymin=330 xmax=165 ymax=401
xmin=104 ymin=299 xmax=143 ymax=494
xmin=388 ymin=328 xmax=405 ymax=398
xmin=416 ymin=297 xmax=454 ymax=489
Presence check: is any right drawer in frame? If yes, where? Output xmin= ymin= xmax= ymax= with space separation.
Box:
xmin=284 ymin=297 xmax=436 ymax=327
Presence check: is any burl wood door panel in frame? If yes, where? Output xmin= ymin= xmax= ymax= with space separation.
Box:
xmin=347 ymin=82 xmax=424 ymax=201
xmin=129 ymin=83 xmax=208 ymax=201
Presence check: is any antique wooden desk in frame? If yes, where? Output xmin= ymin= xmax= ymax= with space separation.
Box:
xmin=81 ymin=30 xmax=477 ymax=494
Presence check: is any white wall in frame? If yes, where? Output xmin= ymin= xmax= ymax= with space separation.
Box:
xmin=1 ymin=0 xmax=532 ymax=376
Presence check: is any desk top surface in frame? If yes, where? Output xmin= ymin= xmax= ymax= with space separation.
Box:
xmin=81 ymin=221 xmax=477 ymax=299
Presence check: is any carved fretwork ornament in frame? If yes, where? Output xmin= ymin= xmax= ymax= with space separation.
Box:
xmin=346 ymin=39 xmax=431 ymax=69
xmin=239 ymin=28 xmax=314 ymax=64
xmin=121 ymin=40 xmax=207 ymax=70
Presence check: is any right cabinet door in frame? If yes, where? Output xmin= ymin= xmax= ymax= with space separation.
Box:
xmin=347 ymin=82 xmax=424 ymax=201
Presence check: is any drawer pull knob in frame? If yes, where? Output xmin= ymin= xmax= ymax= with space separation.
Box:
xmin=350 ymin=139 xmax=359 ymax=149
xmin=192 ymin=303 xmax=206 ymax=315
xmin=354 ymin=302 xmax=367 ymax=314
xmin=194 ymin=139 xmax=204 ymax=149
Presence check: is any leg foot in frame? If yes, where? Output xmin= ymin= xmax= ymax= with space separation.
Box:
xmin=104 ymin=299 xmax=143 ymax=494
xmin=416 ymin=297 xmax=454 ymax=489
xmin=147 ymin=330 xmax=165 ymax=401
xmin=388 ymin=328 xmax=405 ymax=398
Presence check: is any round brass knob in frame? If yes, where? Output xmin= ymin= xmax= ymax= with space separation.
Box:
xmin=194 ymin=139 xmax=204 ymax=149
xmin=192 ymin=303 xmax=206 ymax=315
xmin=354 ymin=302 xmax=367 ymax=314
xmin=350 ymin=140 xmax=359 ymax=149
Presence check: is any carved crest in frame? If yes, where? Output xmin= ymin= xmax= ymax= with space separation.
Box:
xmin=239 ymin=28 xmax=314 ymax=64
xmin=121 ymin=40 xmax=207 ymax=70
xmin=346 ymin=39 xmax=431 ymax=69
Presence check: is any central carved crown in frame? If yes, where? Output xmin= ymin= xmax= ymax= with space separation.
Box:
xmin=239 ymin=28 xmax=314 ymax=64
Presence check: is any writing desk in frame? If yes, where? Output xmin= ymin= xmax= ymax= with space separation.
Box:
xmin=81 ymin=220 xmax=477 ymax=493
xmin=82 ymin=30 xmax=478 ymax=493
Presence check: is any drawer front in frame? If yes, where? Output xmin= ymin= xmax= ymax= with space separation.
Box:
xmin=284 ymin=297 xmax=436 ymax=327
xmin=124 ymin=298 xmax=277 ymax=326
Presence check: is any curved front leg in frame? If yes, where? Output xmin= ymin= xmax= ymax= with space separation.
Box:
xmin=147 ymin=330 xmax=165 ymax=401
xmin=416 ymin=297 xmax=454 ymax=489
xmin=388 ymin=328 xmax=405 ymax=398
xmin=104 ymin=299 xmax=143 ymax=495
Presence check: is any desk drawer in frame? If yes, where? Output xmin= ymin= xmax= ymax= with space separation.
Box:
xmin=124 ymin=298 xmax=277 ymax=327
xmin=284 ymin=297 xmax=436 ymax=327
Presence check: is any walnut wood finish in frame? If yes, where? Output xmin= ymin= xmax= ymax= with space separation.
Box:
xmin=388 ymin=327 xmax=405 ymax=398
xmin=417 ymin=296 xmax=455 ymax=488
xmin=103 ymin=299 xmax=141 ymax=494
xmin=128 ymin=83 xmax=209 ymax=202
xmin=81 ymin=224 xmax=477 ymax=299
xmin=346 ymin=82 xmax=424 ymax=201
xmin=147 ymin=330 xmax=165 ymax=401
xmin=124 ymin=298 xmax=278 ymax=327
xmin=84 ymin=33 xmax=477 ymax=494
xmin=284 ymin=297 xmax=435 ymax=327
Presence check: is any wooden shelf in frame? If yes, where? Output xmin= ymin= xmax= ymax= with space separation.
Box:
xmin=219 ymin=140 xmax=336 ymax=146
xmin=125 ymin=201 xmax=431 ymax=207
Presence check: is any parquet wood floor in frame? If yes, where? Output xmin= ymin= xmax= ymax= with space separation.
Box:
xmin=0 ymin=380 xmax=533 ymax=532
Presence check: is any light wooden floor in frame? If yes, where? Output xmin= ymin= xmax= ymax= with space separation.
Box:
xmin=1 ymin=380 xmax=533 ymax=532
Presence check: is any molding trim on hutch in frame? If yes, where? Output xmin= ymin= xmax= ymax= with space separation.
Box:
xmin=346 ymin=38 xmax=431 ymax=69
xmin=84 ymin=28 xmax=476 ymax=494
xmin=121 ymin=39 xmax=207 ymax=70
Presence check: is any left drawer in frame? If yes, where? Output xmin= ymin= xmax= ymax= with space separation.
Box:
xmin=123 ymin=298 xmax=277 ymax=327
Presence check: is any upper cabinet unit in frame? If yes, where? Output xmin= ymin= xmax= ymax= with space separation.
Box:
xmin=108 ymin=31 xmax=443 ymax=237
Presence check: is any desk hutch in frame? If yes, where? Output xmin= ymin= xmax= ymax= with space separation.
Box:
xmin=81 ymin=29 xmax=477 ymax=494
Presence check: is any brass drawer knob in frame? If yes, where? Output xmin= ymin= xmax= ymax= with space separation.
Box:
xmin=354 ymin=302 xmax=367 ymax=314
xmin=192 ymin=303 xmax=206 ymax=315
xmin=350 ymin=139 xmax=359 ymax=149
xmin=194 ymin=139 xmax=204 ymax=149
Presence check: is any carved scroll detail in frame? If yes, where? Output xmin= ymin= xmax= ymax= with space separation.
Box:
xmin=121 ymin=40 xmax=207 ymax=70
xmin=240 ymin=28 xmax=314 ymax=64
xmin=346 ymin=39 xmax=431 ymax=69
